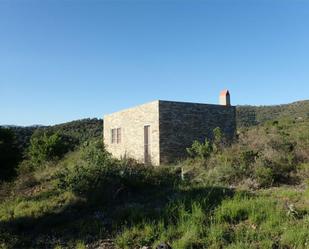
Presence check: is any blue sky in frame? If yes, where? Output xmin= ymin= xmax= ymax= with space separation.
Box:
xmin=1 ymin=0 xmax=308 ymax=126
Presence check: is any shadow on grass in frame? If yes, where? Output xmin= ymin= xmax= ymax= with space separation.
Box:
xmin=0 ymin=185 xmax=237 ymax=249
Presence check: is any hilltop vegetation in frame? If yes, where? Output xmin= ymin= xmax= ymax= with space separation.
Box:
xmin=4 ymin=100 xmax=309 ymax=152
xmin=6 ymin=126 xmax=38 ymax=155
xmin=182 ymin=117 xmax=309 ymax=188
xmin=4 ymin=100 xmax=308 ymax=150
xmin=0 ymin=118 xmax=102 ymax=181
xmin=32 ymin=118 xmax=103 ymax=145
xmin=0 ymin=101 xmax=308 ymax=249
xmin=2 ymin=118 xmax=102 ymax=155
xmin=236 ymin=100 xmax=309 ymax=127
xmin=0 ymin=128 xmax=21 ymax=181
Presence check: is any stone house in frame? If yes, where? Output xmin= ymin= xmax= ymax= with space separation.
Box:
xmin=103 ymin=90 xmax=236 ymax=165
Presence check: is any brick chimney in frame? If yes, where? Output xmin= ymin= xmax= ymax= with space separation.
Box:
xmin=219 ymin=89 xmax=231 ymax=106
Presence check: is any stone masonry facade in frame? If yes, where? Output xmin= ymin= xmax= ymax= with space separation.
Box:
xmin=159 ymin=101 xmax=236 ymax=163
xmin=104 ymin=99 xmax=236 ymax=165
xmin=104 ymin=101 xmax=160 ymax=165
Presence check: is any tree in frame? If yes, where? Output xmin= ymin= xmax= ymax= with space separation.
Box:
xmin=0 ymin=127 xmax=21 ymax=180
xmin=28 ymin=132 xmax=70 ymax=165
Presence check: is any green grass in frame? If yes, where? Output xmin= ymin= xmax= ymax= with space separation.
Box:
xmin=1 ymin=115 xmax=308 ymax=248
xmin=114 ymin=188 xmax=309 ymax=249
xmin=0 ymin=190 xmax=77 ymax=221
xmin=1 ymin=159 xmax=309 ymax=249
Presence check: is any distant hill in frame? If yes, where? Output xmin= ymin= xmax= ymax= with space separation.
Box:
xmin=2 ymin=126 xmax=39 ymax=154
xmin=33 ymin=118 xmax=103 ymax=145
xmin=3 ymin=100 xmax=308 ymax=153
xmin=236 ymin=100 xmax=309 ymax=127
xmin=2 ymin=118 xmax=103 ymax=155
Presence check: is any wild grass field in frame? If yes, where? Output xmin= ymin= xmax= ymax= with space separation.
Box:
xmin=0 ymin=102 xmax=308 ymax=249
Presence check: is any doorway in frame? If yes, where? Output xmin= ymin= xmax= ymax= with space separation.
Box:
xmin=144 ymin=125 xmax=151 ymax=164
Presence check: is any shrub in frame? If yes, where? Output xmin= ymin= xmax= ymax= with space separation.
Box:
xmin=17 ymin=160 xmax=35 ymax=175
xmin=186 ymin=139 xmax=213 ymax=160
xmin=28 ymin=132 xmax=71 ymax=165
xmin=0 ymin=127 xmax=21 ymax=180
xmin=57 ymin=141 xmax=180 ymax=199
xmin=254 ymin=164 xmax=274 ymax=187
xmin=118 ymin=158 xmax=180 ymax=189
xmin=57 ymin=141 xmax=115 ymax=196
xmin=186 ymin=128 xmax=226 ymax=159
xmin=297 ymin=163 xmax=309 ymax=183
xmin=213 ymin=127 xmax=225 ymax=153
xmin=239 ymin=150 xmax=258 ymax=166
xmin=197 ymin=146 xmax=258 ymax=185
xmin=185 ymin=118 xmax=308 ymax=188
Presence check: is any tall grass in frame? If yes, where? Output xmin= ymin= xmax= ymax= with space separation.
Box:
xmin=1 ymin=118 xmax=308 ymax=248
xmin=115 ymin=190 xmax=309 ymax=249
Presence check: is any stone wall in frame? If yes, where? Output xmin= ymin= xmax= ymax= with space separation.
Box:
xmin=103 ymin=101 xmax=160 ymax=165
xmin=159 ymin=101 xmax=236 ymax=164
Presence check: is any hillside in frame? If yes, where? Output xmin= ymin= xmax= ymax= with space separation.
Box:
xmin=236 ymin=100 xmax=309 ymax=127
xmin=0 ymin=119 xmax=308 ymax=248
xmin=6 ymin=126 xmax=40 ymax=154
xmin=4 ymin=100 xmax=309 ymax=152
xmin=0 ymin=102 xmax=308 ymax=249
xmin=2 ymin=118 xmax=103 ymax=156
xmin=33 ymin=118 xmax=103 ymax=145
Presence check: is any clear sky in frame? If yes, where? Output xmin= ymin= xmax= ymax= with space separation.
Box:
xmin=1 ymin=0 xmax=308 ymax=126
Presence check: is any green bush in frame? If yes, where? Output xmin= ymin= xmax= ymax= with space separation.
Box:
xmin=254 ymin=164 xmax=274 ymax=187
xmin=186 ymin=127 xmax=226 ymax=159
xmin=297 ymin=163 xmax=309 ymax=185
xmin=213 ymin=127 xmax=225 ymax=153
xmin=183 ymin=118 xmax=308 ymax=188
xmin=57 ymin=141 xmax=180 ymax=199
xmin=28 ymin=132 xmax=71 ymax=165
xmin=197 ymin=147 xmax=258 ymax=185
xmin=186 ymin=139 xmax=213 ymax=160
xmin=57 ymin=141 xmax=115 ymax=196
xmin=0 ymin=127 xmax=21 ymax=180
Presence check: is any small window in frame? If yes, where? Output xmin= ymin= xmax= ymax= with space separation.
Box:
xmin=111 ymin=129 xmax=117 ymax=144
xmin=111 ymin=128 xmax=121 ymax=144
xmin=117 ymin=128 xmax=121 ymax=143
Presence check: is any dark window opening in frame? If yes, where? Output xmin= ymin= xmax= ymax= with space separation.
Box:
xmin=111 ymin=128 xmax=121 ymax=144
